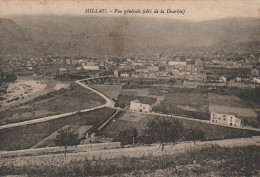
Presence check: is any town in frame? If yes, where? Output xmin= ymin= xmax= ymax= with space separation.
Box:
xmin=2 ymin=42 xmax=260 ymax=85
xmin=0 ymin=3 xmax=260 ymax=176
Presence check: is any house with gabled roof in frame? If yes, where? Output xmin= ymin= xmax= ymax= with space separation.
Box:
xmin=130 ymin=99 xmax=152 ymax=113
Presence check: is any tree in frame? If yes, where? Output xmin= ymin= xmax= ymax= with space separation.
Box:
xmin=184 ymin=128 xmax=205 ymax=145
xmin=114 ymin=128 xmax=138 ymax=146
xmin=241 ymin=118 xmax=248 ymax=126
xmin=53 ymin=129 xmax=81 ymax=157
xmin=142 ymin=117 xmax=183 ymax=151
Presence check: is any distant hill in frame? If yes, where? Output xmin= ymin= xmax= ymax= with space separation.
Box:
xmin=0 ymin=15 xmax=259 ymax=57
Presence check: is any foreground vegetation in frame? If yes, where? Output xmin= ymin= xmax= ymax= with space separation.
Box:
xmin=1 ymin=145 xmax=259 ymax=176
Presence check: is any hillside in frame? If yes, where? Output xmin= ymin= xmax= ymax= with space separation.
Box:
xmin=0 ymin=137 xmax=259 ymax=176
xmin=0 ymin=15 xmax=259 ymax=57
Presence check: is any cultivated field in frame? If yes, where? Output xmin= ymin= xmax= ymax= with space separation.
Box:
xmin=101 ymin=111 xmax=149 ymax=138
xmin=117 ymin=87 xmax=164 ymax=108
xmin=209 ymin=93 xmax=257 ymax=118
xmin=117 ymin=95 xmax=156 ymax=107
xmin=121 ymin=88 xmax=150 ymax=96
xmin=102 ymin=111 xmax=259 ymax=140
xmin=0 ymin=107 xmax=116 ymax=151
xmin=89 ymin=84 xmax=122 ymax=100
xmin=0 ymin=85 xmax=105 ymax=125
xmin=153 ymin=87 xmax=209 ymax=120
xmin=31 ymin=125 xmax=93 ymax=148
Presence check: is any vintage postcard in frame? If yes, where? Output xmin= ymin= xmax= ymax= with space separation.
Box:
xmin=0 ymin=0 xmax=259 ymax=176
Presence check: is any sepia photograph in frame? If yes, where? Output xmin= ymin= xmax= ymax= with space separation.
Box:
xmin=0 ymin=0 xmax=259 ymax=176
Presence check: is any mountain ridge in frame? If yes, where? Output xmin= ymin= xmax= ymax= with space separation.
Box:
xmin=0 ymin=16 xmax=259 ymax=57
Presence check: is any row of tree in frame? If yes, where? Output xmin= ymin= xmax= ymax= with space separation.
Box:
xmin=53 ymin=116 xmax=205 ymax=156
xmin=113 ymin=117 xmax=205 ymax=151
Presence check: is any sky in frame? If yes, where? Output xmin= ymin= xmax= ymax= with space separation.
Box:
xmin=0 ymin=0 xmax=259 ymax=21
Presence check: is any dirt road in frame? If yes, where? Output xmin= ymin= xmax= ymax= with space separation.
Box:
xmin=0 ymin=78 xmax=115 ymax=130
xmin=1 ymin=136 xmax=259 ymax=167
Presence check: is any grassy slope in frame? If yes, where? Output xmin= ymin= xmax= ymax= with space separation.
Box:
xmin=1 ymin=85 xmax=105 ymax=125
xmin=102 ymin=112 xmax=259 ymax=140
xmin=153 ymin=87 xmax=210 ymax=120
xmin=89 ymin=84 xmax=122 ymax=100
xmin=0 ymin=108 xmax=115 ymax=151
xmin=1 ymin=145 xmax=259 ymax=176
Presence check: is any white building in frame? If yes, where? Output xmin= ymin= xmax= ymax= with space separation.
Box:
xmin=235 ymin=77 xmax=242 ymax=82
xmin=59 ymin=67 xmax=67 ymax=72
xmin=133 ymin=62 xmax=144 ymax=66
xmin=66 ymin=59 xmax=71 ymax=65
xmin=82 ymin=65 xmax=99 ymax=71
xmin=130 ymin=100 xmax=152 ymax=113
xmin=114 ymin=69 xmax=119 ymax=77
xmin=86 ymin=62 xmax=97 ymax=66
xmin=211 ymin=112 xmax=242 ymax=127
xmin=120 ymin=72 xmax=130 ymax=78
xmin=168 ymin=61 xmax=186 ymax=66
xmin=76 ymin=66 xmax=82 ymax=71
xmin=252 ymin=77 xmax=260 ymax=83
xmin=59 ymin=67 xmax=68 ymax=75
xmin=219 ymin=76 xmax=227 ymax=83
xmin=147 ymin=66 xmax=159 ymax=72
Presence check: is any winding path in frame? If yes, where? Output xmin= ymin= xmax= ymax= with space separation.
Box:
xmin=0 ymin=78 xmax=115 ymax=130
xmin=75 ymin=79 xmax=115 ymax=108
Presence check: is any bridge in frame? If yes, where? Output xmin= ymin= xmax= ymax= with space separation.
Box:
xmin=79 ymin=75 xmax=113 ymax=84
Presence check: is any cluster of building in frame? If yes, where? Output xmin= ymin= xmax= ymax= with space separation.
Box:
xmin=129 ymin=100 xmax=243 ymax=127
xmin=5 ymin=56 xmax=111 ymax=79
xmin=113 ymin=57 xmax=205 ymax=83
xmin=3 ymin=44 xmax=260 ymax=85
xmin=112 ymin=56 xmax=260 ymax=87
